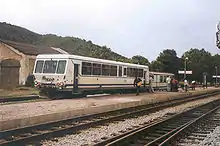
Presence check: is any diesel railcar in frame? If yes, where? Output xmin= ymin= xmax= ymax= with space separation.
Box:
xmin=33 ymin=54 xmax=150 ymax=97
xmin=149 ymin=71 xmax=174 ymax=90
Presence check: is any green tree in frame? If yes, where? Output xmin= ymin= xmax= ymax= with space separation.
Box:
xmin=131 ymin=55 xmax=150 ymax=66
xmin=182 ymin=48 xmax=212 ymax=82
xmin=150 ymin=49 xmax=182 ymax=76
xmin=211 ymin=54 xmax=220 ymax=82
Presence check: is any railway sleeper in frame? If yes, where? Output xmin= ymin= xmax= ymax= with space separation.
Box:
xmin=147 ymin=133 xmax=163 ymax=138
xmin=155 ymin=130 xmax=169 ymax=134
xmin=187 ymin=135 xmax=205 ymax=140
xmin=140 ymin=136 xmax=157 ymax=141
xmin=191 ymin=133 xmax=209 ymax=137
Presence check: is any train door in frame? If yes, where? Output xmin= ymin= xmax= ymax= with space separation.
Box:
xmin=122 ymin=66 xmax=127 ymax=77
xmin=144 ymin=69 xmax=149 ymax=85
xmin=73 ymin=64 xmax=79 ymax=92
xmin=144 ymin=71 xmax=146 ymax=87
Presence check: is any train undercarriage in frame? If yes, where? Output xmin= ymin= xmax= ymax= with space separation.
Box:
xmin=38 ymin=86 xmax=152 ymax=99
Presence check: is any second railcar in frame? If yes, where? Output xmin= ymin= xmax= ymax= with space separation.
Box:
xmin=150 ymin=71 xmax=174 ymax=90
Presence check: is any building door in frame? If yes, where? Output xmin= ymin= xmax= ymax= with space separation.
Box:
xmin=73 ymin=64 xmax=79 ymax=92
xmin=0 ymin=59 xmax=20 ymax=89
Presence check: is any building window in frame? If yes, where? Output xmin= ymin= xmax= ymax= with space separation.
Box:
xmin=43 ymin=60 xmax=57 ymax=73
xmin=92 ymin=63 xmax=101 ymax=75
xmin=56 ymin=60 xmax=67 ymax=74
xmin=102 ymin=64 xmax=110 ymax=76
xmin=82 ymin=62 xmax=92 ymax=75
xmin=35 ymin=60 xmax=44 ymax=73
xmin=110 ymin=65 xmax=117 ymax=76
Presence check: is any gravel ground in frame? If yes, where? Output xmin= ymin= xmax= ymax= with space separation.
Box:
xmin=42 ymin=95 xmax=220 ymax=146
xmin=1 ymin=92 xmax=180 ymax=121
xmin=199 ymin=127 xmax=220 ymax=146
xmin=1 ymin=88 xmax=216 ymax=121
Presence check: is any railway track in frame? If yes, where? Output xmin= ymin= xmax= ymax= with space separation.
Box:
xmin=95 ymin=97 xmax=220 ymax=146
xmin=1 ymin=91 xmax=219 ymax=146
xmin=0 ymin=95 xmax=41 ymax=104
xmin=165 ymin=103 xmax=220 ymax=145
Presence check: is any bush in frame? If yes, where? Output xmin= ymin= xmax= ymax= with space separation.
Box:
xmin=25 ymin=74 xmax=35 ymax=87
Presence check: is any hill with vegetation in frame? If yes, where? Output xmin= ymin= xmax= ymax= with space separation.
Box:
xmin=0 ymin=22 xmax=131 ymax=62
xmin=1 ymin=22 xmax=219 ymax=83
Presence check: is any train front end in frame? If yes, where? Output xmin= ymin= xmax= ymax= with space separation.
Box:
xmin=33 ymin=54 xmax=70 ymax=96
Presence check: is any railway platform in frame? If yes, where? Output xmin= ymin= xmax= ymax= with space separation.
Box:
xmin=0 ymin=87 xmax=219 ymax=131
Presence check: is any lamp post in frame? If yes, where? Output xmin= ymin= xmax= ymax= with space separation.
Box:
xmin=217 ymin=21 xmax=220 ymax=49
xmin=184 ymin=57 xmax=188 ymax=79
xmin=215 ymin=66 xmax=218 ymax=86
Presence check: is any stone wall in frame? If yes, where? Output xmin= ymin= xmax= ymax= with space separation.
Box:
xmin=29 ymin=58 xmax=36 ymax=75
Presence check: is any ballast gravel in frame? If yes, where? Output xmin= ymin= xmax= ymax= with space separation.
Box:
xmin=42 ymin=96 xmax=220 ymax=146
xmin=199 ymin=126 xmax=220 ymax=146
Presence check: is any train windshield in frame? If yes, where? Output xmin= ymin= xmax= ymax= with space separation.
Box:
xmin=43 ymin=60 xmax=57 ymax=73
xmin=34 ymin=60 xmax=67 ymax=74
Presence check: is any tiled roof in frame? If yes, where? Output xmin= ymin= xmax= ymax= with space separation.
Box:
xmin=0 ymin=39 xmax=61 ymax=55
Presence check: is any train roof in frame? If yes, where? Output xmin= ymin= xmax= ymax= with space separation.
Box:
xmin=36 ymin=54 xmax=149 ymax=69
xmin=150 ymin=71 xmax=174 ymax=76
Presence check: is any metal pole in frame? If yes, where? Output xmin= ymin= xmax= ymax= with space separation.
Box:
xmin=184 ymin=58 xmax=187 ymax=79
xmin=216 ymin=66 xmax=218 ymax=86
xmin=184 ymin=59 xmax=186 ymax=79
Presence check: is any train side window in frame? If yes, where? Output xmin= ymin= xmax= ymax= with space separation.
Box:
xmin=110 ymin=65 xmax=117 ymax=76
xmin=82 ymin=62 xmax=92 ymax=75
xmin=102 ymin=64 xmax=110 ymax=76
xmin=133 ymin=68 xmax=137 ymax=77
xmin=163 ymin=76 xmax=167 ymax=82
xmin=119 ymin=66 xmax=122 ymax=77
xmin=92 ymin=63 xmax=101 ymax=75
xmin=35 ymin=60 xmax=44 ymax=73
xmin=56 ymin=60 xmax=67 ymax=74
xmin=127 ymin=68 xmax=131 ymax=77
xmin=154 ymin=75 xmax=157 ymax=82
xmin=138 ymin=69 xmax=143 ymax=77
xmin=160 ymin=76 xmax=163 ymax=82
xmin=123 ymin=68 xmax=127 ymax=76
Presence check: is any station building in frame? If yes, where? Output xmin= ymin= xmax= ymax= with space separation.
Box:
xmin=0 ymin=39 xmax=68 ymax=89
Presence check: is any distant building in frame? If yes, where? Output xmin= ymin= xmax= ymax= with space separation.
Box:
xmin=0 ymin=39 xmax=68 ymax=89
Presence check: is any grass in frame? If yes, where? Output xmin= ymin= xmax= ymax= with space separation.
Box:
xmin=0 ymin=87 xmax=39 ymax=98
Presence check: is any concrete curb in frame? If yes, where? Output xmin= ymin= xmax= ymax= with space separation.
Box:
xmin=0 ymin=95 xmax=40 ymax=103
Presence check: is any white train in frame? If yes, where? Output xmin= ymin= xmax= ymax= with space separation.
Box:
xmin=33 ymin=54 xmax=173 ymax=97
xmin=149 ymin=71 xmax=174 ymax=90
xmin=33 ymin=54 xmax=150 ymax=96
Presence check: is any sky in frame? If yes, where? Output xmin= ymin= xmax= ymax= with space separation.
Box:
xmin=0 ymin=0 xmax=220 ymax=61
